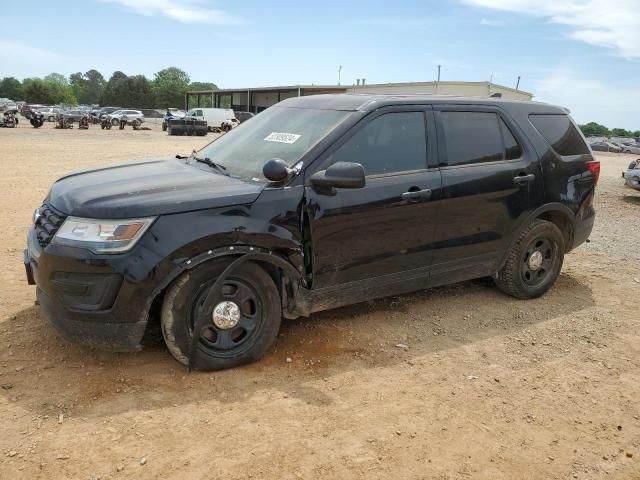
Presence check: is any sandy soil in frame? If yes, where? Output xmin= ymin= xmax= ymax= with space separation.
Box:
xmin=1 ymin=122 xmax=640 ymax=479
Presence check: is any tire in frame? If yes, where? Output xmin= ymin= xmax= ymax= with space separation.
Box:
xmin=48 ymin=116 xmax=54 ymax=122
xmin=167 ymin=126 xmax=173 ymax=136
xmin=495 ymin=219 xmax=565 ymax=299
xmin=162 ymin=122 xmax=167 ymax=132
xmin=161 ymin=260 xmax=281 ymax=370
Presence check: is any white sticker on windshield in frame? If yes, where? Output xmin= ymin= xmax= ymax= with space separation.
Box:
xmin=264 ymin=132 xmax=301 ymax=144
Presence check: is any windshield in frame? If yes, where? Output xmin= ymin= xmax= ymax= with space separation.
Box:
xmin=197 ymin=106 xmax=352 ymax=180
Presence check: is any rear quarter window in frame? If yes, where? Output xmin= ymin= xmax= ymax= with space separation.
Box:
xmin=529 ymin=114 xmax=589 ymax=156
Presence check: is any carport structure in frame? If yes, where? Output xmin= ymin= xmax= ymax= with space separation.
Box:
xmin=185 ymin=85 xmax=348 ymax=113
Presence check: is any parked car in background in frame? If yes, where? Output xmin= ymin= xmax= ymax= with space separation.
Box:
xmin=62 ymin=110 xmax=89 ymax=123
xmin=590 ymin=141 xmax=623 ymax=153
xmin=622 ymin=145 xmax=640 ymax=154
xmin=107 ymin=109 xmax=144 ymax=126
xmin=185 ymin=107 xmax=235 ymax=131
xmin=622 ymin=159 xmax=640 ymax=191
xmin=24 ymin=94 xmax=598 ymax=370
xmin=234 ymin=111 xmax=255 ymax=123
xmin=38 ymin=107 xmax=61 ymax=122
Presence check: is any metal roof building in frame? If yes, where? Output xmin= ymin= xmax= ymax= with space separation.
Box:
xmin=185 ymin=81 xmax=533 ymax=113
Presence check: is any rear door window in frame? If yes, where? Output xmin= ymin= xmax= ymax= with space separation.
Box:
xmin=529 ymin=114 xmax=589 ymax=156
xmin=440 ymin=111 xmax=521 ymax=166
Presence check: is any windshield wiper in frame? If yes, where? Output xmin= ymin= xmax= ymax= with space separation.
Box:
xmin=194 ymin=156 xmax=230 ymax=176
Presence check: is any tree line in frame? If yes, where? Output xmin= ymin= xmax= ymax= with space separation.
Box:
xmin=578 ymin=122 xmax=639 ymax=138
xmin=0 ymin=67 xmax=217 ymax=109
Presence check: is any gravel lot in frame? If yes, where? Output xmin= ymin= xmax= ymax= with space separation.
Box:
xmin=1 ymin=122 xmax=640 ymax=479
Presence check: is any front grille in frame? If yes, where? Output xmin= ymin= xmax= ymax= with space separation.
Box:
xmin=35 ymin=203 xmax=67 ymax=248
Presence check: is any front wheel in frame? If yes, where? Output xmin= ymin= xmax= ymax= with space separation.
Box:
xmin=161 ymin=260 xmax=281 ymax=370
xmin=495 ymin=220 xmax=565 ymax=299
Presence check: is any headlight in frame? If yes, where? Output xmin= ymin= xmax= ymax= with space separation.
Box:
xmin=52 ymin=217 xmax=155 ymax=253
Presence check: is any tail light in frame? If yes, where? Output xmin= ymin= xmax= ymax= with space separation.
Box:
xmin=586 ymin=160 xmax=600 ymax=185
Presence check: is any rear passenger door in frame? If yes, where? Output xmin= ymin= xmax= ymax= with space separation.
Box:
xmin=430 ymin=105 xmax=544 ymax=285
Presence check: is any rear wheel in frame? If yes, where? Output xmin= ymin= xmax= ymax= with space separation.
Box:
xmin=495 ymin=220 xmax=565 ymax=299
xmin=161 ymin=260 xmax=281 ymax=370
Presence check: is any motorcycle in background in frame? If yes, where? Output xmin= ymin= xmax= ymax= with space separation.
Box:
xmin=79 ymin=114 xmax=90 ymax=130
xmin=99 ymin=114 xmax=111 ymax=130
xmin=30 ymin=110 xmax=45 ymax=128
xmin=0 ymin=109 xmax=18 ymax=128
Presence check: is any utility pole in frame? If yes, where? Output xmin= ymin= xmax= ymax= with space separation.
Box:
xmin=338 ymin=65 xmax=342 ymax=85
xmin=515 ymin=75 xmax=521 ymax=90
xmin=437 ymin=65 xmax=441 ymax=82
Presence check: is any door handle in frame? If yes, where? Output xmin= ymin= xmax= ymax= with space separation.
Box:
xmin=401 ymin=188 xmax=432 ymax=202
xmin=513 ymin=174 xmax=535 ymax=187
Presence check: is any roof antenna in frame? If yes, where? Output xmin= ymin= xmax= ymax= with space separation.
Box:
xmin=515 ymin=75 xmax=521 ymax=90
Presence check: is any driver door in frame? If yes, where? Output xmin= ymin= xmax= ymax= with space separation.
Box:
xmin=305 ymin=107 xmax=442 ymax=288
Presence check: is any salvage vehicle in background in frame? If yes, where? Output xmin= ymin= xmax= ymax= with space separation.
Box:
xmin=234 ymin=111 xmax=255 ymax=123
xmin=185 ymin=107 xmax=235 ymax=131
xmin=166 ymin=116 xmax=208 ymax=136
xmin=107 ymin=109 xmax=144 ymax=126
xmin=622 ymin=145 xmax=640 ymax=155
xmin=24 ymin=94 xmax=598 ymax=371
xmin=162 ymin=109 xmax=185 ymax=132
xmin=38 ymin=107 xmax=60 ymax=122
xmin=62 ymin=109 xmax=89 ymax=124
xmin=589 ymin=141 xmax=623 ymax=153
xmin=623 ymin=159 xmax=640 ymax=191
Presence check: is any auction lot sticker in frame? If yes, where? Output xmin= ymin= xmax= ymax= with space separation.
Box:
xmin=264 ymin=132 xmax=301 ymax=144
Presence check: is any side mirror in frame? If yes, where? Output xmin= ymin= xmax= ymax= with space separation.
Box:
xmin=310 ymin=162 xmax=365 ymax=190
xmin=263 ymin=158 xmax=293 ymax=182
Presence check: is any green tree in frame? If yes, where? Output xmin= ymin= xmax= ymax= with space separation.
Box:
xmin=22 ymin=78 xmax=56 ymax=104
xmin=101 ymin=71 xmax=129 ymax=106
xmin=23 ymin=77 xmax=77 ymax=105
xmin=610 ymin=128 xmax=632 ymax=138
xmin=70 ymin=69 xmax=106 ymax=105
xmin=153 ymin=67 xmax=190 ymax=108
xmin=633 ymin=131 xmax=640 ymax=138
xmin=188 ymin=81 xmax=218 ymax=91
xmin=579 ymin=122 xmax=609 ymax=137
xmin=44 ymin=72 xmax=69 ymax=86
xmin=0 ymin=77 xmax=23 ymax=100
xmin=126 ymin=75 xmax=155 ymax=109
xmin=82 ymin=69 xmax=106 ymax=104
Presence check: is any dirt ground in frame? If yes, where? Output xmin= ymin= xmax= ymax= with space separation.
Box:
xmin=1 ymin=121 xmax=640 ymax=480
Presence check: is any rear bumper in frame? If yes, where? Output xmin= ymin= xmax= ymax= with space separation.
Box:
xmin=572 ymin=210 xmax=595 ymax=250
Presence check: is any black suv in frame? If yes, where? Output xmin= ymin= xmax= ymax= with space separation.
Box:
xmin=24 ymin=94 xmax=598 ymax=370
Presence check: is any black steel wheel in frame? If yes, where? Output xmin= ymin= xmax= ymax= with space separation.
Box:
xmin=495 ymin=220 xmax=565 ymax=299
xmin=161 ymin=259 xmax=281 ymax=370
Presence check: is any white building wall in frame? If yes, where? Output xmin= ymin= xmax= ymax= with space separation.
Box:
xmin=348 ymin=82 xmax=532 ymax=101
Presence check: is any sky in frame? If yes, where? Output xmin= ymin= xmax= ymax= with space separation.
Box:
xmin=1 ymin=0 xmax=639 ymax=129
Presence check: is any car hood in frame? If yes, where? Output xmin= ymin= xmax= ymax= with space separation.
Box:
xmin=47 ymin=158 xmax=264 ymax=218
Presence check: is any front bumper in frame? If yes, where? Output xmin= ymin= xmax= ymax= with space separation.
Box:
xmin=24 ymin=227 xmax=163 ymax=351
